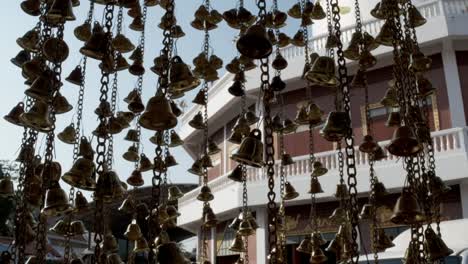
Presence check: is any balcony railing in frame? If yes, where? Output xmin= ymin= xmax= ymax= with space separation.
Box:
xmin=179 ymin=127 xmax=468 ymax=206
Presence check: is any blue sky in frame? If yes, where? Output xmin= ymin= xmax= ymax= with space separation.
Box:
xmin=0 ymin=1 xmax=300 ymax=195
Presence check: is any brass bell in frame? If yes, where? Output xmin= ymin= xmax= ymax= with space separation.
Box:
xmin=311 ymin=2 xmax=326 ymax=19
xmin=237 ymin=24 xmax=272 ymax=59
xmin=311 ymin=161 xmax=328 ymax=177
xmin=288 ymin=3 xmax=302 ymax=18
xmin=17 ymin=29 xmax=39 ymax=52
xmin=126 ymin=169 xmax=144 ymax=187
xmin=410 ymin=50 xmax=432 ymax=73
xmin=308 ymin=103 xmax=324 ymax=126
xmin=57 ymin=124 xmax=77 ymax=145
xmin=281 ymin=153 xmax=294 ymax=166
xmin=390 ymin=187 xmax=425 ymax=225
xmin=92 ymin=122 xmax=109 ymax=139
xmin=133 ymin=236 xmax=149 ymax=253
xmin=0 ymin=176 xmax=14 ymax=197
xmin=226 ymin=57 xmax=241 ymax=74
xmin=271 ymin=114 xmax=284 ymax=132
xmin=189 ymin=111 xmax=205 ymax=130
xmin=244 ymin=110 xmax=260 ymax=126
xmin=343 ymin=32 xmax=362 ymax=61
xmin=139 ymin=94 xmax=178 ymax=131
xmin=380 ymin=87 xmax=398 ymax=107
xmin=272 ymin=11 xmax=288 ymax=29
xmin=283 ymin=181 xmax=299 ymax=200
xmin=154 ymin=230 xmax=170 ymax=247
xmin=11 ymin=50 xmax=31 ymax=68
xmin=16 ymin=144 xmax=34 ymax=163
xmin=203 ymin=206 xmax=218 ymax=227
xmin=228 ymin=80 xmax=245 ymax=97
xmin=386 ymin=111 xmax=401 ymax=127
xmin=138 ymin=154 xmax=153 ymax=172
xmin=25 ymin=70 xmax=54 ymax=101
xmin=229 ymin=235 xmax=246 ymax=252
xmin=118 ymin=196 xmax=136 ymax=213
xmin=20 ymin=100 xmax=53 ymax=132
xmin=359 ymin=135 xmax=379 ymax=153
xmin=371 ymin=145 xmax=387 ymax=162
xmin=168 ymin=186 xmax=184 ymax=201
xmin=311 ymin=231 xmax=327 ymax=246
xmin=359 ymin=50 xmax=377 ymax=69
xmin=79 ymin=22 xmax=108 ymax=60
xmin=43 ymin=37 xmax=69 ymax=63
xmin=112 ymin=33 xmax=135 ymax=54
xmin=320 ymin=112 xmax=349 ymax=142
xmin=70 ymin=220 xmax=86 ymax=236
xmin=4 ymin=102 xmax=25 ymax=127
xmin=334 ymin=183 xmax=349 ymax=199
xmin=42 ymin=181 xmax=71 ymax=216
xmin=306 ymin=56 xmax=338 ymax=87
xmin=21 ymin=0 xmax=41 ymax=16
xmin=363 ymin=31 xmax=379 ymax=51
xmin=170 ymin=100 xmax=183 ymax=117
xmin=156 ymin=242 xmax=190 ymax=264
xmin=128 ymin=93 xmax=145 ymax=113
xmin=74 ymin=191 xmax=89 ymax=213
xmin=50 ymin=219 xmax=69 ymax=236
xmin=197 ymin=185 xmax=214 ymax=202
xmin=171 ymin=24 xmax=186 ymax=38
xmin=124 ymin=129 xmax=140 ymax=142
xmin=424 ymin=227 xmax=453 ymax=261
xmin=325 ymin=35 xmax=340 ymax=49
xmin=408 ymin=6 xmax=426 ymax=28
xmin=228 ymin=165 xmax=243 ymax=182
xmin=272 ymin=53 xmax=288 ymax=71
xmin=430 ymin=174 xmax=451 ymax=198
xmin=66 ymin=65 xmax=84 ymax=86
xmin=375 ymin=21 xmax=393 ymax=47
xmin=114 ymin=53 xmax=130 ymax=72
xmin=74 ymin=22 xmax=92 ymax=42
xmin=237 ymin=219 xmax=255 ymax=237
xmin=292 ymin=30 xmax=306 ymax=47
xmin=188 ymin=158 xmax=203 ymax=176
xmin=150 ymin=131 xmax=165 ymax=146
xmin=96 ymin=171 xmax=127 ymax=202
xmin=387 ymin=126 xmax=421 ymax=157
xmin=295 ymin=105 xmax=310 ymax=125
xmin=95 ymin=101 xmax=112 ymax=118
xmin=192 ymin=89 xmax=207 ymax=105
xmin=129 ymin=58 xmax=145 ymax=76
xmin=165 ymin=153 xmax=178 ymax=167
xmin=37 ymin=161 xmax=62 ymax=182
xmin=297 ymin=236 xmax=313 ymax=254
xmin=359 ymin=204 xmax=374 ymax=220
xmin=102 ymin=233 xmax=119 ymax=253
xmin=46 ymin=0 xmax=76 ymax=23
xmin=277 ymin=33 xmax=291 ymax=48
xmin=53 ymin=92 xmax=73 ymax=115
xmin=417 ymin=76 xmax=436 ymax=97
xmin=310 ymin=247 xmax=328 ymax=264
xmin=283 ymin=118 xmax=299 ymax=134
xmin=62 ymin=158 xmax=96 ymax=191
xmin=308 ymin=177 xmax=324 ymax=194
xmin=303 ymin=1 xmax=314 ymax=16
xmin=78 ymin=137 xmax=94 ymax=160
xmin=375 ymin=228 xmax=395 ymax=251
xmin=168 ymin=131 xmax=184 ymax=148
xmin=232 ymin=129 xmax=264 ymax=168
xmin=129 ymin=16 xmax=144 ymax=31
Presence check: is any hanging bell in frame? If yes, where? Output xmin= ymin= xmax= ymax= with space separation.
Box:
xmin=424 ymin=227 xmax=453 ymax=261
xmin=170 ymin=100 xmax=183 ymax=117
xmin=291 ymin=30 xmax=306 ymax=47
xmin=359 ymin=50 xmax=377 ymax=70
xmin=192 ymin=89 xmax=207 ymax=105
xmin=156 ymin=242 xmax=190 ymax=264
xmin=46 ymin=0 xmax=76 ymax=23
xmin=308 ymin=177 xmax=324 ymax=194
xmin=124 ymin=129 xmax=140 ymax=142
xmin=168 ymin=186 xmax=184 ymax=201
xmin=42 ymin=181 xmax=71 ymax=216
xmin=244 ymin=111 xmax=259 ymax=126
xmin=150 ymin=131 xmax=166 ymax=146
xmin=102 ymin=233 xmax=119 ymax=253
xmin=197 ymin=186 xmax=214 ymax=202
xmin=228 ymin=80 xmax=245 ymax=97
xmin=123 ymin=145 xmax=139 ymax=162
xmin=311 ymin=2 xmax=326 ymax=19
xmin=17 ymin=29 xmax=40 ymax=52
xmin=308 ymin=103 xmax=324 ymax=126
xmin=204 ymin=206 xmax=218 ymax=227
xmin=79 ymin=23 xmax=108 ymax=60
xmin=65 ymin=65 xmax=83 ymax=86
xmin=387 ymin=126 xmax=421 ymax=157
xmin=386 ymin=111 xmax=401 ymax=127
xmin=320 ymin=112 xmax=349 ymax=142
xmin=371 ymin=145 xmax=387 ymax=162
xmin=11 ymin=50 xmax=31 ymax=68
xmin=128 ymin=93 xmax=145 ymax=113
xmin=374 ymin=228 xmax=395 ymax=251
xmin=343 ymin=32 xmax=362 ymax=61
xmin=272 ymin=53 xmax=288 ymax=71
xmin=169 ymin=130 xmax=184 ymax=147
xmin=112 ymin=33 xmax=135 ymax=54
xmin=283 ymin=181 xmax=299 ymax=200
xmin=375 ymin=21 xmax=394 ymax=47
xmin=359 ymin=135 xmax=379 ymax=153
xmin=408 ymin=6 xmax=427 ymax=28
xmin=311 ymin=231 xmax=327 ymax=246
xmin=306 ymin=56 xmax=338 ymax=87
xmin=133 ymin=237 xmax=150 ymax=253
xmin=226 ymin=57 xmax=241 ymax=74
xmin=0 ymin=176 xmax=14 ymax=197
xmin=271 ymin=114 xmax=284 ymax=133
xmin=207 ymin=139 xmax=221 ymax=155
xmin=139 ymin=154 xmax=154 ymax=172
xmin=430 ymin=174 xmax=451 ymax=198
xmin=325 ymin=34 xmax=340 ymax=49
xmin=4 ymin=102 xmax=25 ymax=127
xmin=288 ymin=3 xmax=302 ymax=18
xmin=281 ymin=153 xmax=294 ymax=166
xmin=42 ymin=37 xmax=69 ymax=63
xmin=237 ymin=24 xmax=272 ymax=59
xmin=311 ymin=161 xmax=328 ymax=177
xmin=74 ymin=191 xmax=89 ymax=213
xmin=231 ymin=129 xmax=264 ymax=168
xmin=21 ymin=0 xmax=41 ymax=16
xmin=126 ymin=169 xmax=144 ymax=187
xmin=188 ymin=158 xmax=204 ymax=176
xmin=271 ymin=76 xmax=286 ymax=92
xmin=165 ymin=152 xmax=178 ymax=167
xmin=237 ymin=219 xmax=255 ymax=237
xmin=124 ymin=222 xmax=142 ymax=243
xmin=297 ymin=236 xmax=313 ymax=254
xmin=50 ymin=219 xmax=70 ymax=236
xmin=334 ymin=183 xmax=349 ymax=199
xmin=74 ymin=22 xmax=92 ymax=42
xmin=229 ymin=235 xmax=246 ymax=252
xmin=379 ymin=88 xmax=398 ymax=107
xmin=277 ymin=33 xmax=291 ymax=48
xmin=282 ymin=118 xmax=299 ymax=134
xmin=70 ymin=220 xmax=87 ymax=236
xmin=228 ymin=165 xmax=243 ymax=182
xmin=53 ymin=92 xmax=73 ymax=115
xmin=310 ymin=247 xmax=328 ymax=264
xmin=61 ymin=158 xmax=96 ymax=191
xmin=188 ymin=112 xmax=205 ymax=130
xmin=118 ymin=196 xmax=136 ymax=213
xmin=20 ymin=100 xmax=53 ymax=132
xmin=139 ymin=94 xmax=178 ymax=131
xmin=410 ymin=50 xmax=432 ymax=73
xmin=350 ymin=69 xmax=367 ymax=89
xmin=57 ymin=124 xmax=77 ymax=145
xmin=295 ymin=105 xmax=310 ymax=125
xmin=390 ymin=188 xmax=425 ymax=225
xmin=417 ymin=76 xmax=436 ymax=97
xmin=25 ymin=70 xmax=54 ymax=102
xmin=129 ymin=58 xmax=145 ymax=76
xmin=359 ymin=204 xmax=374 ymax=220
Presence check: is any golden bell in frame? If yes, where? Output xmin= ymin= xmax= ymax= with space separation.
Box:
xmin=359 ymin=50 xmax=377 ymax=70
xmin=192 ymin=89 xmax=207 ymax=105
xmin=308 ymin=177 xmax=324 ymax=194
xmin=325 ymin=34 xmax=340 ymax=49
xmin=310 ymin=247 xmax=328 ymax=264
xmin=153 ymin=229 xmax=170 ymax=247
xmin=42 ymin=182 xmax=71 ymax=216
xmin=320 ymin=112 xmax=349 ymax=142
xmin=379 ymin=88 xmax=398 ymax=107
xmin=311 ymin=231 xmax=327 ymax=246
xmin=375 ymin=228 xmax=395 ymax=251
xmin=20 ymin=100 xmax=53 ymax=132
xmin=165 ymin=153 xmax=178 ymax=167
xmin=390 ymin=187 xmax=425 ymax=225
xmin=11 ymin=50 xmax=31 ymax=68
xmin=57 ymin=124 xmax=76 ymax=145
xmin=66 ymin=65 xmax=84 ymax=86
xmin=272 ymin=53 xmax=288 ymax=71
xmin=129 ymin=16 xmax=144 ymax=31
xmin=46 ymin=0 xmax=76 ymax=23
xmin=297 ymin=236 xmax=313 ymax=254
xmin=25 ymin=70 xmax=54 ymax=102
xmin=0 ymin=176 xmax=14 ymax=197
xmin=106 ymin=253 xmax=124 ymax=264
xmin=334 ymin=183 xmax=349 ymax=199
xmin=102 ymin=233 xmax=119 ymax=253
xmin=139 ymin=94 xmax=178 ymax=131
xmin=371 ymin=145 xmax=387 ymax=162
xmin=74 ymin=22 xmax=92 ymax=42
xmin=124 ymin=129 xmax=139 ymax=142
xmin=417 ymin=76 xmax=436 ymax=97
xmin=188 ymin=158 xmax=203 ymax=176
xmin=37 ymin=161 xmax=62 ymax=182
xmin=237 ymin=219 xmax=255 ymax=236
xmin=77 ymin=137 xmax=93 ymax=160
xmin=62 ymin=158 xmax=96 ymax=191
xmin=306 ymin=56 xmax=338 ymax=87
xmin=43 ymin=36 xmax=70 ymax=63
xmin=150 ymin=130 xmax=165 ymax=146
xmin=204 ymin=206 xmax=218 ymax=227
xmin=152 ymin=156 xmax=165 ymax=173
xmin=74 ymin=191 xmax=89 ymax=213
xmin=237 ymin=24 xmax=272 ymax=59
xmin=430 ymin=174 xmax=451 ymax=198
xmin=16 ymin=144 xmax=34 ymax=163
xmin=138 ymin=154 xmax=153 ymax=172
xmin=386 ymin=111 xmax=401 ymax=127
xmin=70 ymin=220 xmax=86 ymax=236
xmin=359 ymin=135 xmax=379 ymax=153
xmin=271 ymin=74 xmax=286 ymax=91
xmin=17 ymin=29 xmax=39 ymax=52
xmin=133 ymin=236 xmax=149 ymax=253
xmin=156 ymin=242 xmax=190 ymax=264
xmin=126 ymin=169 xmax=144 ymax=187
xmin=311 ymin=161 xmax=328 ymax=177
xmin=197 ymin=186 xmax=214 ymax=202
xmin=228 ymin=165 xmax=243 ymax=182
xmin=343 ymin=32 xmax=362 ymax=61
xmin=4 ymin=102 xmax=25 ymax=127
xmin=112 ymin=33 xmax=135 ymax=54
xmin=118 ymin=196 xmax=136 ymax=213
xmin=282 ymin=118 xmax=299 ymax=134
xmin=128 ymin=93 xmax=145 ymax=113
xmin=54 ymin=92 xmax=73 ymax=115
xmin=283 ymin=181 xmax=299 ymax=200
xmin=292 ymin=30 xmax=306 ymax=47
xmin=96 ymin=171 xmax=127 ymax=202
xmin=424 ymin=227 xmax=453 ymax=261
xmin=277 ymin=33 xmax=291 ymax=48
xmin=311 ymin=2 xmax=326 ymax=19
xmin=281 ymin=153 xmax=294 ymax=166
xmin=295 ymin=105 xmax=310 ymax=125
xmin=308 ymin=103 xmax=324 ymax=126
xmin=170 ymin=24 xmax=185 ymax=39
xmin=303 ymin=1 xmax=314 ymax=16
xmin=168 ymin=186 xmax=184 ymax=201
xmin=288 ymin=3 xmax=302 ymax=18
xmin=189 ymin=111 xmax=205 ymax=130
xmin=229 ymin=235 xmax=246 ymax=252
xmin=92 ymin=122 xmax=109 ymax=139
xmin=80 ymin=23 xmax=108 ymax=60
xmin=271 ymin=114 xmax=284 ymax=132
xmin=408 ymin=6 xmax=426 ymax=28
xmin=113 ymin=53 xmax=130 ymax=72
xmin=387 ymin=126 xmax=421 ymax=157
xmin=21 ymin=0 xmax=41 ymax=16
xmin=359 ymin=204 xmax=374 ymax=220
xmin=375 ymin=21 xmax=394 ymax=47
xmin=272 ymin=11 xmax=287 ymax=29
xmin=244 ymin=111 xmax=259 ymax=126
xmin=207 ymin=139 xmax=221 ymax=155
xmin=410 ymin=50 xmax=432 ymax=73
xmin=231 ymin=129 xmax=264 ymax=168
xmin=226 ymin=57 xmax=241 ymax=74
xmin=50 ymin=219 xmax=69 ymax=236
xmin=129 ymin=59 xmax=145 ymax=76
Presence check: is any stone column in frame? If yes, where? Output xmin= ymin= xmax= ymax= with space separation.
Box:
xmin=255 ymin=207 xmax=268 ymax=264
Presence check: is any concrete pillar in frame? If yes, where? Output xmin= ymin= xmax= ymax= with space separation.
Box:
xmin=460 ymin=182 xmax=468 ymax=218
xmin=223 ymin=125 xmax=227 ymax=174
xmin=441 ymin=40 xmax=466 ymax=127
xmin=256 ymin=207 xmax=268 ymax=264
xmin=211 ymin=227 xmax=217 ymax=263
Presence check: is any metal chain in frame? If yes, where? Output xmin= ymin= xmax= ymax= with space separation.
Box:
xmin=279 ymin=133 xmax=286 ymax=196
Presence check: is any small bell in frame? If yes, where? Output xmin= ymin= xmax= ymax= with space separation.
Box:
xmin=66 ymin=65 xmax=84 ymax=86
xmin=281 ymin=118 xmax=298 ymax=135
xmin=128 ymin=93 xmax=145 ymax=113
xmin=374 ymin=228 xmax=395 ymax=251
xmin=277 ymin=33 xmax=291 ymax=48
xmin=271 ymin=114 xmax=284 ymax=133
xmin=226 ymin=57 xmax=241 ymax=74
xmin=203 ymin=206 xmax=218 ymax=227
xmin=70 ymin=220 xmax=87 ymax=236
xmin=112 ymin=33 xmax=135 ymax=53
xmin=123 ymin=145 xmax=139 ymax=162
xmin=386 ymin=111 xmax=401 ymax=127
xmin=79 ymin=23 xmax=108 ymax=60
xmin=417 ymin=76 xmax=436 ymax=97
xmin=42 ymin=181 xmax=71 ymax=216
xmin=139 ymin=94 xmax=178 ymax=131
xmin=156 ymin=242 xmax=190 ymax=264
xmin=311 ymin=161 xmax=328 ymax=177
xmin=424 ymin=227 xmax=453 ymax=261
xmin=189 ymin=112 xmax=205 ymax=130
xmin=170 ymin=100 xmax=183 ymax=117
xmin=78 ymin=137 xmax=94 ymax=160
xmin=320 ymin=112 xmax=349 ymax=142
xmin=295 ymin=105 xmax=310 ymax=125
xmin=192 ymin=89 xmax=207 ymax=105
xmin=42 ymin=37 xmax=69 ymax=63
xmin=118 ymin=196 xmax=136 ymax=213
xmin=379 ymin=88 xmax=398 ymax=107
xmin=102 ymin=233 xmax=119 ymax=253
xmin=310 ymin=247 xmax=328 ymax=264
xmin=17 ymin=29 xmax=40 ymax=52
xmin=57 ymin=124 xmax=77 ymax=145
xmin=375 ymin=20 xmax=394 ymax=47
xmin=126 ymin=169 xmax=144 ymax=187
xmin=334 ymin=183 xmax=349 ymax=199
xmin=133 ymin=236 xmax=150 ymax=253
xmin=168 ymin=186 xmax=184 ymax=201
xmin=308 ymin=103 xmax=324 ymax=126
xmin=46 ymin=0 xmax=76 ymax=23
xmin=351 ymin=69 xmax=367 ymax=89
xmin=92 ymin=122 xmax=109 ymax=139
xmin=291 ymin=30 xmax=306 ymax=47
xmin=231 ymin=129 xmax=264 ymax=168
xmin=371 ymin=146 xmax=387 ymax=162
xmin=343 ymin=32 xmax=362 ymax=61
xmin=390 ymin=187 xmax=425 ymax=225
xmin=53 ymin=92 xmax=73 ymax=115
xmin=74 ymin=191 xmax=89 ymax=213
xmin=283 ymin=181 xmax=299 ymax=200
xmin=229 ymin=235 xmax=246 ymax=252
xmin=124 ymin=129 xmax=140 ymax=142
xmin=237 ymin=219 xmax=255 ymax=237
xmin=311 ymin=2 xmax=326 ymax=19
xmin=281 ymin=153 xmax=294 ymax=166
xmin=288 ymin=3 xmax=302 ymax=18
xmin=359 ymin=204 xmax=374 ymax=220
xmin=11 ymin=50 xmax=31 ymax=68
xmin=430 ymin=174 xmax=451 ymax=198
xmin=25 ymin=70 xmax=54 ymax=102
xmin=308 ymin=177 xmax=324 ymax=194
xmin=74 ymin=22 xmax=92 ymax=42
xmin=272 ymin=53 xmax=288 ymax=71
xmin=410 ymin=50 xmax=432 ymax=73
xmin=207 ymin=139 xmax=221 ymax=155
xmin=108 ymin=116 xmax=127 ymax=134
xmin=61 ymin=158 xmax=96 ymax=191
xmin=359 ymin=135 xmax=379 ymax=153
xmin=228 ymin=165 xmax=243 ymax=182
xmin=296 ymin=236 xmax=313 ymax=254
xmin=237 ymin=24 xmax=272 ymax=59
xmin=197 ymin=185 xmax=214 ymax=202
xmin=363 ymin=31 xmax=379 ymax=51
xmin=387 ymin=126 xmax=421 ymax=157
xmin=138 ymin=154 xmax=153 ymax=172
xmin=228 ymin=80 xmax=245 ymax=97
xmin=0 ymin=176 xmax=14 ymax=197
xmin=311 ymin=231 xmax=327 ymax=246
xmin=165 ymin=152 xmax=178 ymax=167
xmin=50 ymin=219 xmax=69 ymax=236
xmin=20 ymin=100 xmax=53 ymax=133
xmin=107 ymin=254 xmax=124 ymax=264
xmin=408 ymin=6 xmax=427 ymax=28
xmin=4 ymin=102 xmax=25 ymax=127
xmin=21 ymin=0 xmax=41 ymax=16
xmin=188 ymin=158 xmax=204 ymax=176
xmin=325 ymin=35 xmax=340 ymax=49
xmin=244 ymin=111 xmax=260 ymax=126
xmin=306 ymin=56 xmax=338 ymax=87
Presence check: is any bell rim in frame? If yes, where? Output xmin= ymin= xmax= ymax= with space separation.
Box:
xmin=61 ymin=174 xmax=97 ymax=191
xmin=230 ymin=154 xmax=264 ymax=168
xmin=20 ymin=113 xmax=53 ymax=133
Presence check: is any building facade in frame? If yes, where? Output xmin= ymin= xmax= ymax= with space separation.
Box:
xmin=177 ymin=0 xmax=468 ymax=263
